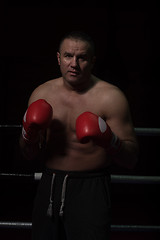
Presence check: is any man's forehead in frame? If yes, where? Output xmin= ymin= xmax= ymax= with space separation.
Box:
xmin=60 ymin=38 xmax=90 ymax=53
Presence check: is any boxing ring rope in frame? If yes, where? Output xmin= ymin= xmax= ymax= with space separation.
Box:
xmin=0 ymin=221 xmax=160 ymax=232
xmin=1 ymin=125 xmax=160 ymax=136
xmin=134 ymin=127 xmax=160 ymax=136
xmin=0 ymin=125 xmax=160 ymax=233
xmin=1 ymin=172 xmax=160 ymax=184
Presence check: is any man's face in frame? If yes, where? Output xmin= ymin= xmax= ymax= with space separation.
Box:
xmin=57 ymin=38 xmax=95 ymax=88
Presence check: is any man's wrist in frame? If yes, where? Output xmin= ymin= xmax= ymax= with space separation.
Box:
xmin=22 ymin=127 xmax=39 ymax=145
xmin=108 ymin=133 xmax=122 ymax=155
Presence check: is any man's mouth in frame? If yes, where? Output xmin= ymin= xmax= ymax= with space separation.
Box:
xmin=68 ymin=71 xmax=80 ymax=76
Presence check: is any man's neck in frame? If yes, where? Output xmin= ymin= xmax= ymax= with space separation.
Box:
xmin=62 ymin=75 xmax=96 ymax=93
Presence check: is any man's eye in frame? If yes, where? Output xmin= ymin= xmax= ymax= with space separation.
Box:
xmin=65 ymin=54 xmax=72 ymax=58
xmin=79 ymin=55 xmax=87 ymax=61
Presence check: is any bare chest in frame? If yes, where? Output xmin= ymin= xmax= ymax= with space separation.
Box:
xmin=49 ymin=91 xmax=103 ymax=132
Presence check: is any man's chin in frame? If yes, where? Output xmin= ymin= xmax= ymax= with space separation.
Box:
xmin=66 ymin=75 xmax=81 ymax=83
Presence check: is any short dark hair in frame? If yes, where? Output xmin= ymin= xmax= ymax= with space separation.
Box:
xmin=58 ymin=31 xmax=95 ymax=56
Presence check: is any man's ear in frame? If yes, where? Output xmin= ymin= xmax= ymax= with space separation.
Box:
xmin=57 ymin=52 xmax=61 ymax=65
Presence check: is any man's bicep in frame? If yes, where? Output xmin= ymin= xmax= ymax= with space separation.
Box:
xmin=28 ymin=84 xmax=46 ymax=106
xmin=105 ymin=92 xmax=136 ymax=141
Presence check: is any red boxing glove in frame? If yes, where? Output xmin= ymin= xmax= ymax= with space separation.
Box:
xmin=76 ymin=112 xmax=121 ymax=153
xmin=22 ymin=99 xmax=53 ymax=143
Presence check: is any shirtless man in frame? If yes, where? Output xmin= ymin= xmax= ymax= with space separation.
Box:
xmin=20 ymin=31 xmax=138 ymax=240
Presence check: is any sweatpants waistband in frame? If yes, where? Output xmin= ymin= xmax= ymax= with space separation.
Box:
xmin=44 ymin=167 xmax=110 ymax=179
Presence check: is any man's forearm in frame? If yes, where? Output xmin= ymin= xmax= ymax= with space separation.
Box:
xmin=111 ymin=140 xmax=139 ymax=169
xmin=19 ymin=136 xmax=41 ymax=160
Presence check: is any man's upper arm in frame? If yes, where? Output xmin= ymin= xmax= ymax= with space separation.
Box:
xmin=28 ymin=84 xmax=47 ymax=106
xmin=105 ymin=88 xmax=136 ymax=143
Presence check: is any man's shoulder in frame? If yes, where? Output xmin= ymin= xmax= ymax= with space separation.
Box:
xmin=94 ymin=77 xmax=121 ymax=94
xmin=35 ymin=77 xmax=62 ymax=92
xmin=94 ymin=77 xmax=127 ymax=105
xmin=43 ymin=77 xmax=62 ymax=87
xmin=28 ymin=78 xmax=62 ymax=104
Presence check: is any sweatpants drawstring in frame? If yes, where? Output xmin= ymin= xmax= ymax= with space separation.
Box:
xmin=59 ymin=174 xmax=68 ymax=217
xmin=47 ymin=173 xmax=55 ymax=217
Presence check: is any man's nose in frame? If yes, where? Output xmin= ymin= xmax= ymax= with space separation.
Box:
xmin=71 ymin=56 xmax=78 ymax=67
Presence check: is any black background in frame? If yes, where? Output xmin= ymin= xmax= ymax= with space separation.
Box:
xmin=0 ymin=1 xmax=160 ymax=239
